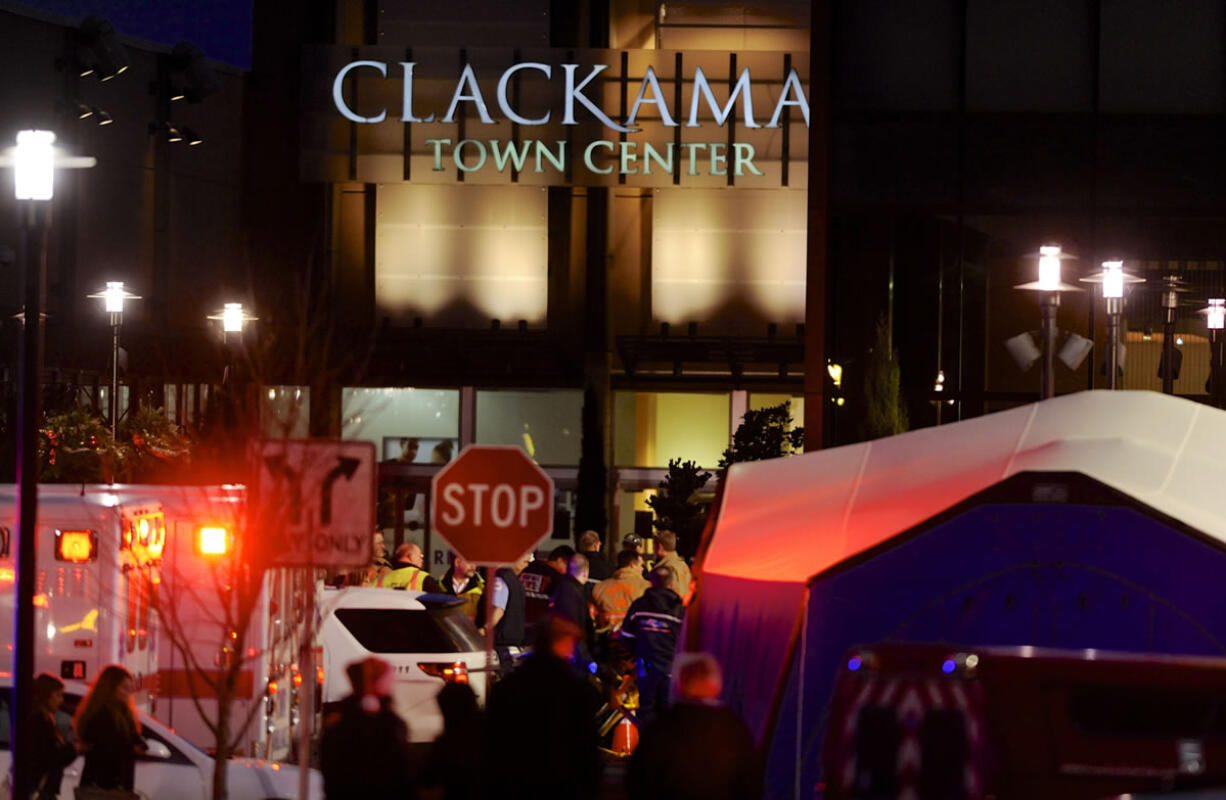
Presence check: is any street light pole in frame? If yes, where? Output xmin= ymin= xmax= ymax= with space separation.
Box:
xmin=1081 ymin=260 xmax=1143 ymax=390
xmin=14 ymin=185 xmax=49 ymax=800
xmin=1016 ymin=245 xmax=1080 ymax=401
xmin=1 ymin=129 xmax=94 ymax=800
xmin=88 ymin=281 xmax=141 ymax=439
xmin=1207 ymin=298 xmax=1225 ymax=408
xmin=1158 ymin=275 xmax=1188 ymax=395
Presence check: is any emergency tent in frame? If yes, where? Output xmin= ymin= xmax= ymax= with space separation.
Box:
xmin=687 ymin=391 xmax=1226 ymax=797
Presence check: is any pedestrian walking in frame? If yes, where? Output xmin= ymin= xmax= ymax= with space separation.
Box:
xmin=320 ymin=657 xmax=416 ymax=800
xmin=621 ymin=565 xmax=685 ymax=727
xmin=73 ymin=664 xmax=145 ymax=796
xmin=420 ymin=682 xmax=483 ymax=800
xmin=628 ymin=653 xmax=762 ymax=800
xmin=27 ymin=673 xmax=78 ymax=800
xmin=484 ymin=614 xmax=601 ymax=800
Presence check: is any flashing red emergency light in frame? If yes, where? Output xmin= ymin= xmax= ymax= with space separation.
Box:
xmin=56 ymin=530 xmax=96 ymax=563
xmin=196 ymin=525 xmax=230 ymax=556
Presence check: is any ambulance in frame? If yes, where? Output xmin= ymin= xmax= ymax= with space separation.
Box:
xmin=0 ymin=488 xmax=164 ymax=708
xmin=21 ymin=484 xmax=308 ymax=762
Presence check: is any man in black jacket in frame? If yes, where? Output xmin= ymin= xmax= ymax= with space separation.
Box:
xmin=485 ymin=614 xmax=601 ymax=800
xmin=577 ymin=530 xmax=613 ymax=582
xmin=621 ymin=564 xmax=685 ymax=726
xmin=548 ymin=553 xmax=595 ymax=671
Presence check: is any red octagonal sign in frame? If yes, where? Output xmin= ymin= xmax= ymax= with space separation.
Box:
xmin=431 ymin=445 xmax=555 ymax=566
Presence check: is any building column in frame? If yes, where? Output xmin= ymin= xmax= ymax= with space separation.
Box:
xmin=803 ymin=0 xmax=831 ymax=450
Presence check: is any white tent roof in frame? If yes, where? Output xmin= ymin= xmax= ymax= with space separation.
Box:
xmin=702 ymin=391 xmax=1226 ymax=584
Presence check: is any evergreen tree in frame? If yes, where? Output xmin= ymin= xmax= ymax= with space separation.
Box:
xmin=863 ymin=314 xmax=909 ymax=439
xmin=719 ymin=401 xmax=804 ymax=468
xmin=646 ymin=458 xmax=712 ymax=559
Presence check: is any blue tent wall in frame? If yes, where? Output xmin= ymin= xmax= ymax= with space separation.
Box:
xmin=694 ymin=573 xmax=807 ymax=736
xmin=766 ymin=501 xmax=1226 ymax=799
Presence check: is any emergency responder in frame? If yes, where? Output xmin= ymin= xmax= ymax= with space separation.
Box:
xmin=592 ymin=549 xmax=650 ymax=633
xmin=441 ymin=553 xmax=483 ymax=621
xmin=654 ymin=530 xmax=692 ymax=602
xmin=477 ymin=552 xmax=531 ymax=670
xmin=518 ymin=545 xmax=574 ymax=632
xmin=621 ymin=564 xmax=685 ymax=727
xmin=377 ymin=542 xmax=442 ymax=592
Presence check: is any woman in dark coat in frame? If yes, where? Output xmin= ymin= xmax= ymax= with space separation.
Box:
xmin=73 ymin=665 xmax=146 ymax=792
xmin=28 ymin=673 xmax=78 ymax=800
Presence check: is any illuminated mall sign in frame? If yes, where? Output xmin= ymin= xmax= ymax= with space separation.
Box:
xmin=305 ymin=46 xmax=810 ymax=187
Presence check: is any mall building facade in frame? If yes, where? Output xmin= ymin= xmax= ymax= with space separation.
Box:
xmin=6 ymin=1 xmax=1226 ymax=561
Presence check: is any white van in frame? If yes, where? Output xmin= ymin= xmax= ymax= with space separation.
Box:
xmin=319 ymin=587 xmax=489 ymax=742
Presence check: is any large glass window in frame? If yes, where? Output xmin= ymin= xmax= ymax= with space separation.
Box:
xmin=342 ymin=388 xmax=460 ymax=458
xmin=475 ymin=390 xmax=582 ymax=466
xmin=614 ymin=391 xmax=730 ymax=469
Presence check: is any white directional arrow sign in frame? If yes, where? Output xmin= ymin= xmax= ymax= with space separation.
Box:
xmin=255 ymin=439 xmax=375 ymax=568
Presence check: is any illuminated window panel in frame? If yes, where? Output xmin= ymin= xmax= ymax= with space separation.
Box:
xmin=341 ymin=388 xmax=460 ymax=449
xmin=375 ymin=184 xmax=547 ymax=327
xmin=475 ymin=390 xmax=583 ymax=466
xmin=652 ymin=188 xmax=806 ymax=331
xmin=614 ymin=391 xmax=730 ymax=469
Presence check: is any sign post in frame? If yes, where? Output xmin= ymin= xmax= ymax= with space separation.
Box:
xmin=431 ymin=445 xmax=554 ymax=677
xmin=253 ymin=439 xmax=374 ymax=800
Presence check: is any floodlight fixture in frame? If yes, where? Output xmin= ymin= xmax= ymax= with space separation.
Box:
xmin=1058 ymin=333 xmax=1093 ymax=371
xmin=76 ymin=16 xmax=130 ymax=81
xmin=169 ymin=41 xmax=220 ymax=103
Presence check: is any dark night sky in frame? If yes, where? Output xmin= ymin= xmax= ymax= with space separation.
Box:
xmin=9 ymin=0 xmax=253 ymax=69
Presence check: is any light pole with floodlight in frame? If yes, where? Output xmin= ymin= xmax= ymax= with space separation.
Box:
xmin=1015 ymin=245 xmax=1081 ymax=400
xmin=1080 ymin=260 xmax=1143 ymax=390
xmin=0 ymin=129 xmax=94 ymax=800
xmin=1206 ymin=298 xmax=1225 ymax=408
xmin=88 ymin=281 xmax=140 ymax=438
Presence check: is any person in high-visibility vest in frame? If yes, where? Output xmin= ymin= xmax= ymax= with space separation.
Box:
xmin=378 ymin=543 xmax=441 ymax=592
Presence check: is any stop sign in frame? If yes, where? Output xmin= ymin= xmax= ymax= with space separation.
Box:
xmin=430 ymin=445 xmax=555 ymax=566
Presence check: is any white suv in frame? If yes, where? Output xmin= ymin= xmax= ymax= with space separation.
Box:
xmin=0 ymin=681 xmax=322 ymax=800
xmin=319 ymin=587 xmax=490 ymax=742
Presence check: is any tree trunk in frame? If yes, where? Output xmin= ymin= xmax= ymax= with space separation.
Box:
xmin=212 ymin=688 xmax=231 ymax=800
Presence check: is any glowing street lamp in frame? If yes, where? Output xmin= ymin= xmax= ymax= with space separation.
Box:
xmin=0 ymin=129 xmax=94 ymax=800
xmin=1015 ymin=245 xmax=1081 ymax=400
xmin=208 ymin=302 xmax=257 ymax=340
xmin=1080 ymin=260 xmax=1143 ymax=390
xmin=88 ymin=281 xmax=141 ymax=437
